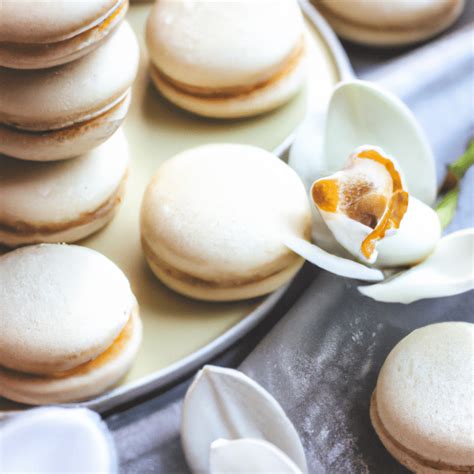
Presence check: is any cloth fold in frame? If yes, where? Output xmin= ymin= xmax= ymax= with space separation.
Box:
xmin=110 ymin=20 xmax=474 ymax=474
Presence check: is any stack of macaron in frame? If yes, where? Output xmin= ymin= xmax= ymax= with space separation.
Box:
xmin=0 ymin=1 xmax=142 ymax=405
xmin=0 ymin=0 xmax=139 ymax=246
xmin=145 ymin=0 xmax=308 ymax=118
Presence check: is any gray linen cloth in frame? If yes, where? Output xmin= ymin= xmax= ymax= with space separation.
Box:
xmin=110 ymin=22 xmax=474 ymax=474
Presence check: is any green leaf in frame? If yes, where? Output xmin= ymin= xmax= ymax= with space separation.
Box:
xmin=436 ymin=186 xmax=460 ymax=230
xmin=436 ymin=139 xmax=474 ymax=229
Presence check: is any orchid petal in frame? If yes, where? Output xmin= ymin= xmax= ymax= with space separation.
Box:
xmin=288 ymin=111 xmax=329 ymax=190
xmin=376 ymin=196 xmax=441 ymax=267
xmin=285 ymin=236 xmax=384 ymax=281
xmin=359 ymin=229 xmax=474 ymax=303
xmin=324 ymin=80 xmax=437 ymax=205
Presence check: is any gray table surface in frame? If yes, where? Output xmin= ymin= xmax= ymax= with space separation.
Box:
xmin=107 ymin=4 xmax=474 ymax=472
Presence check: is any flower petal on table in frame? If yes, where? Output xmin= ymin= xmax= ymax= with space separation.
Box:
xmin=181 ymin=365 xmax=307 ymax=474
xmin=210 ymin=438 xmax=302 ymax=474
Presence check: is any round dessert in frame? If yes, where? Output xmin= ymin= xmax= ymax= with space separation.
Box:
xmin=0 ymin=244 xmax=142 ymax=405
xmin=0 ymin=129 xmax=129 ymax=248
xmin=140 ymin=144 xmax=312 ymax=301
xmin=316 ymin=0 xmax=465 ymax=47
xmin=0 ymin=0 xmax=128 ymax=69
xmin=146 ymin=0 xmax=307 ymax=118
xmin=370 ymin=322 xmax=474 ymax=473
xmin=0 ymin=22 xmax=139 ymax=162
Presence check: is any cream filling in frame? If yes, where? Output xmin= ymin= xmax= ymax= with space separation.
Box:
xmin=1 ymin=89 xmax=130 ymax=133
xmin=151 ymin=36 xmax=306 ymax=100
xmin=142 ymin=237 xmax=301 ymax=290
xmin=0 ymin=93 xmax=129 ymax=139
xmin=372 ymin=392 xmax=474 ymax=472
xmin=0 ymin=0 xmax=127 ymax=46
xmin=0 ymin=307 xmax=138 ymax=381
xmin=0 ymin=173 xmax=127 ymax=237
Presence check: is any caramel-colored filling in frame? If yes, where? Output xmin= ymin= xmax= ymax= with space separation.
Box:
xmin=372 ymin=392 xmax=473 ymax=472
xmin=357 ymin=150 xmax=408 ymax=259
xmin=0 ymin=174 xmax=127 ymax=238
xmin=142 ymin=237 xmax=303 ymax=290
xmin=311 ymin=149 xmax=409 ymax=260
xmin=0 ymin=93 xmax=129 ymax=137
xmin=50 ymin=310 xmax=136 ymax=379
xmin=2 ymin=89 xmax=129 ymax=133
xmin=98 ymin=1 xmax=127 ymax=33
xmin=0 ymin=1 xmax=127 ymax=49
xmin=0 ymin=308 xmax=137 ymax=381
xmin=152 ymin=36 xmax=305 ymax=100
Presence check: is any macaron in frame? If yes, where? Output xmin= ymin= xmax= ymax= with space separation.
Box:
xmin=0 ymin=129 xmax=129 ymax=248
xmin=146 ymin=0 xmax=307 ymax=118
xmin=316 ymin=0 xmax=465 ymax=47
xmin=370 ymin=322 xmax=474 ymax=472
xmin=0 ymin=0 xmax=128 ymax=69
xmin=140 ymin=144 xmax=312 ymax=301
xmin=0 ymin=244 xmax=142 ymax=405
xmin=0 ymin=22 xmax=139 ymax=162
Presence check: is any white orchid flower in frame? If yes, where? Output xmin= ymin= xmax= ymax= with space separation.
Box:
xmin=287 ymin=80 xmax=474 ymax=304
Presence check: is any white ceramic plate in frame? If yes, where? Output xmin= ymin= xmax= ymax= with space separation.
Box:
xmin=0 ymin=0 xmax=352 ymax=415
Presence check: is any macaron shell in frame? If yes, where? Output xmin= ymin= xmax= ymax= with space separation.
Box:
xmin=0 ymin=21 xmax=139 ymax=131
xmin=0 ymin=244 xmax=137 ymax=376
xmin=0 ymin=128 xmax=129 ymax=237
xmin=149 ymin=45 xmax=307 ymax=119
xmin=374 ymin=322 xmax=474 ymax=467
xmin=146 ymin=0 xmax=303 ymax=89
xmin=0 ymin=92 xmax=131 ymax=162
xmin=0 ymin=0 xmax=128 ymax=70
xmin=317 ymin=0 xmax=465 ymax=46
xmin=0 ymin=310 xmax=142 ymax=405
xmin=0 ymin=0 xmax=123 ymax=44
xmin=141 ymin=144 xmax=312 ymax=284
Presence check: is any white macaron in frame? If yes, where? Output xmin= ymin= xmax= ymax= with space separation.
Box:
xmin=0 ymin=0 xmax=128 ymax=69
xmin=140 ymin=144 xmax=312 ymax=301
xmin=371 ymin=322 xmax=474 ymax=472
xmin=146 ymin=0 xmax=307 ymax=118
xmin=0 ymin=129 xmax=129 ymax=248
xmin=0 ymin=244 xmax=142 ymax=405
xmin=316 ymin=0 xmax=465 ymax=47
xmin=0 ymin=22 xmax=139 ymax=161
